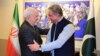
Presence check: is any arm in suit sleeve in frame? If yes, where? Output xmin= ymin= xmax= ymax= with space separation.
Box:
xmin=36 ymin=26 xmax=49 ymax=35
xmin=20 ymin=29 xmax=34 ymax=45
xmin=40 ymin=24 xmax=75 ymax=52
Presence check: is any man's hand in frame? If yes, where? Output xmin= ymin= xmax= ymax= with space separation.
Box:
xmin=75 ymin=26 xmax=80 ymax=30
xmin=28 ymin=40 xmax=40 ymax=51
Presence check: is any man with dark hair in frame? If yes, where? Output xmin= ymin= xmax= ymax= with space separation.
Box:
xmin=28 ymin=4 xmax=75 ymax=56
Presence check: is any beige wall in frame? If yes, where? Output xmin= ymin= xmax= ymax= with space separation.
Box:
xmin=94 ymin=0 xmax=100 ymax=53
xmin=0 ymin=0 xmax=14 ymax=39
xmin=0 ymin=0 xmax=24 ymax=56
xmin=0 ymin=0 xmax=24 ymax=40
xmin=25 ymin=0 xmax=89 ymax=2
xmin=0 ymin=0 xmax=14 ymax=55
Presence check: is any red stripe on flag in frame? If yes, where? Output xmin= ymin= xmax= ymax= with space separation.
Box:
xmin=7 ymin=36 xmax=19 ymax=56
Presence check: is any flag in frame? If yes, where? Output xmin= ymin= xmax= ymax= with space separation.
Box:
xmin=7 ymin=3 xmax=21 ymax=56
xmin=80 ymin=0 xmax=96 ymax=56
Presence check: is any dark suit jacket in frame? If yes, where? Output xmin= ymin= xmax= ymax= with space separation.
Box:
xmin=18 ymin=21 xmax=48 ymax=56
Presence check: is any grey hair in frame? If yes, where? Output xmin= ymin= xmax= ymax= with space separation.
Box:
xmin=24 ymin=9 xmax=33 ymax=19
xmin=24 ymin=7 xmax=37 ymax=19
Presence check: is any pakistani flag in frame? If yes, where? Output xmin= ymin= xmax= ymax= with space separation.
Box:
xmin=80 ymin=0 xmax=96 ymax=56
xmin=7 ymin=2 xmax=21 ymax=56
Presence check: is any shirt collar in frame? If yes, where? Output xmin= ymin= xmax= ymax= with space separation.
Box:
xmin=55 ymin=16 xmax=63 ymax=25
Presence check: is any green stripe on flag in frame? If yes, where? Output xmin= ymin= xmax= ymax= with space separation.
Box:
xmin=85 ymin=17 xmax=95 ymax=36
xmin=82 ymin=38 xmax=96 ymax=56
xmin=80 ymin=0 xmax=96 ymax=56
xmin=13 ymin=3 xmax=20 ymax=28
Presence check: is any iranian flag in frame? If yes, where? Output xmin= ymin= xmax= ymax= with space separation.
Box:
xmin=80 ymin=0 xmax=96 ymax=56
xmin=7 ymin=3 xmax=21 ymax=56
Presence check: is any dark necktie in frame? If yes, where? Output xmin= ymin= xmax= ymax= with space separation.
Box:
xmin=51 ymin=24 xmax=57 ymax=42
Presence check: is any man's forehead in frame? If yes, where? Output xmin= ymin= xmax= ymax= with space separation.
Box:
xmin=47 ymin=10 xmax=53 ymax=14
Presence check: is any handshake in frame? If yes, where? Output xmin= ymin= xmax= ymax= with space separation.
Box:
xmin=28 ymin=40 xmax=41 ymax=51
